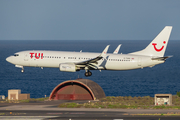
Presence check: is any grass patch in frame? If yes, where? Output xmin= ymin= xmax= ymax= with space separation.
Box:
xmin=1 ymin=97 xmax=49 ymax=103
xmin=59 ymin=103 xmax=82 ymax=108
xmin=58 ymin=95 xmax=180 ymax=109
xmin=19 ymin=99 xmax=30 ymax=103
xmin=0 ymin=113 xmax=5 ymax=115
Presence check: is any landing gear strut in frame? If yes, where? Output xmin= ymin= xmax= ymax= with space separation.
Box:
xmin=85 ymin=70 xmax=92 ymax=77
xmin=21 ymin=67 xmax=24 ymax=73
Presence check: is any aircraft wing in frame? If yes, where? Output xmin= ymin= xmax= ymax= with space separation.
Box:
xmin=113 ymin=44 xmax=121 ymax=54
xmin=75 ymin=45 xmax=110 ymax=68
xmin=75 ymin=56 xmax=103 ymax=65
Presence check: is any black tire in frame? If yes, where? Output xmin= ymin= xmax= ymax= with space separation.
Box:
xmin=85 ymin=72 xmax=89 ymax=77
xmin=88 ymin=71 xmax=92 ymax=76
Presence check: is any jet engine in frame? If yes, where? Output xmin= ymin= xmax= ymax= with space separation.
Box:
xmin=59 ymin=63 xmax=77 ymax=72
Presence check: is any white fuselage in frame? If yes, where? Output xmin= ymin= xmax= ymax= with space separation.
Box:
xmin=5 ymin=26 xmax=172 ymax=76
xmin=6 ymin=50 xmax=164 ymax=71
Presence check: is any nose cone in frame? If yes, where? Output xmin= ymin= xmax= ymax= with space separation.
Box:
xmin=6 ymin=56 xmax=13 ymax=63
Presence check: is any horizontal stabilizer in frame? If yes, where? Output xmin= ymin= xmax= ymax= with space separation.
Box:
xmin=151 ymin=56 xmax=173 ymax=60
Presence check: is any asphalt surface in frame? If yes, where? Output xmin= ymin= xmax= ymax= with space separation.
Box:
xmin=0 ymin=110 xmax=180 ymax=120
xmin=0 ymin=100 xmax=180 ymax=120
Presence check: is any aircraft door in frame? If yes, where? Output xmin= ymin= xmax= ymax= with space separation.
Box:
xmin=137 ymin=57 xmax=141 ymax=66
xmin=24 ymin=53 xmax=29 ymax=61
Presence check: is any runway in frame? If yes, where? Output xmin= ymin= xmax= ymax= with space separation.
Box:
xmin=0 ymin=101 xmax=180 ymax=120
xmin=0 ymin=110 xmax=180 ymax=120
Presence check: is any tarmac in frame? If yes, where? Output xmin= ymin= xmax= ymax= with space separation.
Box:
xmin=0 ymin=100 xmax=180 ymax=120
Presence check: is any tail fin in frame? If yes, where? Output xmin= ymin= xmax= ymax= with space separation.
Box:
xmin=130 ymin=26 xmax=172 ymax=57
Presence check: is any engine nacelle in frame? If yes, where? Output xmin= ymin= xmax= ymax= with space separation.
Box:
xmin=59 ymin=63 xmax=77 ymax=72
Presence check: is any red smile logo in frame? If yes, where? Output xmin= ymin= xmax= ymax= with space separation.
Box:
xmin=152 ymin=41 xmax=166 ymax=52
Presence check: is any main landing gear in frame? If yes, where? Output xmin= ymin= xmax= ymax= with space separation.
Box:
xmin=85 ymin=70 xmax=92 ymax=77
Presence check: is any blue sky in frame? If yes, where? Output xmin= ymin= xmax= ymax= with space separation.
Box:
xmin=0 ymin=0 xmax=179 ymax=40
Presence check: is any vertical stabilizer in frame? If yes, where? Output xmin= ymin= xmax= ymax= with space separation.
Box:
xmin=130 ymin=26 xmax=172 ymax=57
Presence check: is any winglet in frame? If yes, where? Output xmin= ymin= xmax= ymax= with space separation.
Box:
xmin=101 ymin=45 xmax=110 ymax=57
xmin=113 ymin=44 xmax=121 ymax=54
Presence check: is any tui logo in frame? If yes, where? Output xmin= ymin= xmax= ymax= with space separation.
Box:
xmin=152 ymin=41 xmax=166 ymax=52
xmin=29 ymin=53 xmax=43 ymax=59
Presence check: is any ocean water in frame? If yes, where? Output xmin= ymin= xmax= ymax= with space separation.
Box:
xmin=0 ymin=40 xmax=180 ymax=98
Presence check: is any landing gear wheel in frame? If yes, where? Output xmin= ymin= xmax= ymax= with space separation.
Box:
xmin=85 ymin=72 xmax=89 ymax=77
xmin=21 ymin=69 xmax=24 ymax=73
xmin=85 ymin=71 xmax=92 ymax=77
xmin=88 ymin=71 xmax=92 ymax=76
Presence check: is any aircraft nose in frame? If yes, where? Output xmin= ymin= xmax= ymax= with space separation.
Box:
xmin=6 ymin=56 xmax=13 ymax=63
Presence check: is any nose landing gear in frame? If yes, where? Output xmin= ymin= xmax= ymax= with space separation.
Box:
xmin=85 ymin=70 xmax=92 ymax=77
xmin=21 ymin=67 xmax=24 ymax=73
xmin=21 ymin=69 xmax=24 ymax=73
xmin=15 ymin=65 xmax=24 ymax=73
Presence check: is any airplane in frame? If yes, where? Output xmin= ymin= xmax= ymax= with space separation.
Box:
xmin=6 ymin=26 xmax=172 ymax=77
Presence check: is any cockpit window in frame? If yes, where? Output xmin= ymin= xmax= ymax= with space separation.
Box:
xmin=14 ymin=54 xmax=19 ymax=57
